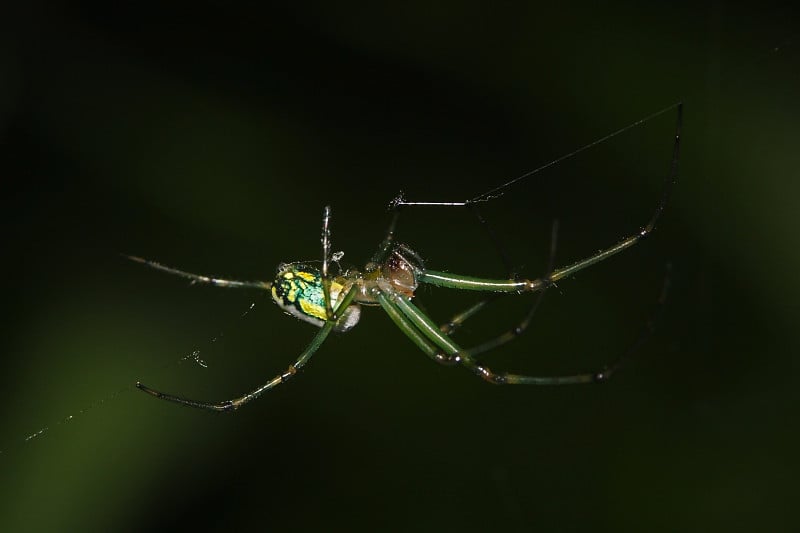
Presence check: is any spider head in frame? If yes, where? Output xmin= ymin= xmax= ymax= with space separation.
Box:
xmin=270 ymin=263 xmax=360 ymax=332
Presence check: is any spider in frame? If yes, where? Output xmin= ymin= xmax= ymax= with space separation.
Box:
xmin=129 ymin=103 xmax=682 ymax=412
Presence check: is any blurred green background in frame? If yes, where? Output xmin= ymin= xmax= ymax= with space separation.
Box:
xmin=2 ymin=2 xmax=799 ymax=532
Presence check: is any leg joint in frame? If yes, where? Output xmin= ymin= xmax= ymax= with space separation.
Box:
xmin=434 ymin=352 xmax=459 ymax=366
xmin=219 ymin=401 xmax=238 ymax=412
xmin=592 ymin=369 xmax=614 ymax=383
xmin=281 ymin=365 xmax=298 ymax=382
xmin=473 ymin=364 xmax=507 ymax=384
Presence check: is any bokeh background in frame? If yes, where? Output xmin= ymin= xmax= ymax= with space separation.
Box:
xmin=2 ymin=2 xmax=799 ymax=531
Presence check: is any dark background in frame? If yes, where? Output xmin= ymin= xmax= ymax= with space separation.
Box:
xmin=2 ymin=2 xmax=799 ymax=532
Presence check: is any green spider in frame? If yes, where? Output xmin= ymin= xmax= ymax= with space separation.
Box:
xmin=129 ymin=103 xmax=682 ymax=412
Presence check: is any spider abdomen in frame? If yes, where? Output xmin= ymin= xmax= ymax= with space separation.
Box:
xmin=271 ymin=263 xmax=360 ymax=332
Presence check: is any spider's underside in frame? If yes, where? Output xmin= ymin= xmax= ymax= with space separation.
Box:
xmin=130 ymin=103 xmax=682 ymax=412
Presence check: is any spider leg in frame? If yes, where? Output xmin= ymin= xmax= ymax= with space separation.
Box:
xmin=438 ymin=298 xmax=496 ymax=336
xmin=393 ymin=102 xmax=682 ymax=207
xmin=462 ymin=263 xmax=673 ymax=382
xmin=419 ymin=102 xmax=681 ymax=294
xmin=136 ymin=285 xmax=359 ymax=411
xmin=376 ymin=291 xmax=453 ymax=365
xmin=459 ymin=219 xmax=559 ymax=358
xmin=377 ymin=189 xmax=516 ymax=279
xmin=586 ymin=262 xmax=672 ymax=381
xmin=379 ymin=196 xmax=521 ymax=336
xmin=136 ymin=326 xmax=332 ymax=411
xmin=320 ymin=206 xmax=337 ymax=321
xmin=369 ymin=208 xmax=400 ymax=265
xmin=465 ymin=202 xmax=515 ymax=275
xmin=380 ymin=291 xmax=596 ymax=383
xmin=383 ymin=279 xmax=670 ymax=384
xmin=124 ymin=255 xmax=271 ymax=290
xmin=440 ymin=219 xmax=559 ymax=342
xmin=437 ymin=205 xmax=518 ymax=336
